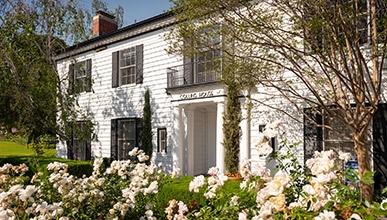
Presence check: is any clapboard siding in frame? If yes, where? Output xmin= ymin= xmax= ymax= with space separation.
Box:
xmin=56 ymin=22 xmax=179 ymax=164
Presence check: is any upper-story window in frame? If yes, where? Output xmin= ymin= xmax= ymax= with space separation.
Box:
xmin=182 ymin=25 xmax=221 ymax=85
xmin=112 ymin=44 xmax=144 ymax=87
xmin=68 ymin=59 xmax=92 ymax=94
xmin=303 ymin=0 xmax=369 ymax=51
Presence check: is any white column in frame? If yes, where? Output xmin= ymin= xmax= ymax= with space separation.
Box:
xmin=240 ymin=98 xmax=249 ymax=169
xmin=215 ymin=99 xmax=225 ymax=174
xmin=186 ymin=106 xmax=195 ymax=176
xmin=172 ymin=104 xmax=183 ymax=175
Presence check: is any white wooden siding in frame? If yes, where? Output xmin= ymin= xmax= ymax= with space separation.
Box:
xmin=57 ymin=28 xmax=181 ymax=167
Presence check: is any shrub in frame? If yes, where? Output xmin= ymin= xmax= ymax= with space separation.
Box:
xmin=1 ymin=125 xmax=387 ymax=219
xmin=66 ymin=161 xmax=93 ymax=177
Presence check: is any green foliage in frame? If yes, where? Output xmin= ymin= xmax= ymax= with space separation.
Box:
xmin=141 ymin=89 xmax=153 ymax=164
xmin=27 ymin=134 xmax=57 ymax=156
xmin=0 ymin=0 xmax=94 ymax=146
xmin=222 ymin=81 xmax=242 ymax=174
xmin=269 ymin=138 xmax=309 ymax=205
xmin=91 ymin=0 xmax=124 ymax=28
xmin=67 ymin=162 xmax=93 ymax=177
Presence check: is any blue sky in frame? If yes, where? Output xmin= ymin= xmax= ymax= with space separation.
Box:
xmin=83 ymin=0 xmax=173 ymax=27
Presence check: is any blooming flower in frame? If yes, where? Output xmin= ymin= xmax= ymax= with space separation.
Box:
xmin=189 ymin=175 xmax=205 ymax=192
xmin=238 ymin=211 xmax=248 ymax=220
xmin=19 ymin=185 xmax=38 ymax=202
xmin=178 ymin=201 xmax=188 ymax=215
xmin=348 ymin=213 xmax=362 ymax=220
xmin=314 ymin=210 xmax=336 ymax=220
xmin=171 ymin=168 xmax=180 ymax=179
xmin=230 ymin=196 xmax=239 ymax=206
xmin=0 ymin=209 xmax=15 ymax=220
xmin=208 ymin=167 xmax=219 ymax=176
xmin=137 ymin=154 xmax=149 ymax=162
xmin=47 ymin=162 xmax=68 ymax=172
xmin=269 ymin=194 xmax=286 ymax=212
xmin=338 ymin=151 xmax=351 ymax=163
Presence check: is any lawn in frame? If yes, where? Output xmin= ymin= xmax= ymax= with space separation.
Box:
xmin=0 ymin=141 xmax=56 ymax=157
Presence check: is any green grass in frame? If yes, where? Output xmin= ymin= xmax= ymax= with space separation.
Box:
xmin=0 ymin=141 xmax=55 ymax=157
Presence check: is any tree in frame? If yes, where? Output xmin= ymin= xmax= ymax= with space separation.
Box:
xmin=141 ymin=89 xmax=153 ymax=164
xmin=0 ymin=0 xmax=91 ymax=147
xmin=223 ymin=79 xmax=242 ymax=175
xmin=90 ymin=0 xmax=124 ymax=28
xmin=168 ymin=0 xmax=387 ymax=201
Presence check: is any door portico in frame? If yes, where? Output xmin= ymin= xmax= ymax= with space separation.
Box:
xmin=172 ymin=97 xmax=226 ymax=176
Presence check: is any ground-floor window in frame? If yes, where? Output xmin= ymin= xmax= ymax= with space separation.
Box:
xmin=111 ymin=118 xmax=141 ymax=160
xmin=304 ymin=108 xmax=371 ymax=161
xmin=303 ymin=105 xmax=387 ymax=191
xmin=68 ymin=121 xmax=92 ymax=160
xmin=157 ymin=127 xmax=167 ymax=154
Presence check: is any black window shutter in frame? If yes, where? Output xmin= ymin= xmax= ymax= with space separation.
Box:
xmin=68 ymin=63 xmax=74 ymax=94
xmin=136 ymin=44 xmax=144 ymax=84
xmin=136 ymin=118 xmax=142 ymax=148
xmin=112 ymin=51 xmax=119 ymax=88
xmin=183 ymin=56 xmax=193 ymax=85
xmin=86 ymin=59 xmax=92 ymax=92
xmin=303 ymin=108 xmax=322 ymax=163
xmin=373 ymin=103 xmax=387 ymax=192
xmin=111 ymin=119 xmax=117 ymax=159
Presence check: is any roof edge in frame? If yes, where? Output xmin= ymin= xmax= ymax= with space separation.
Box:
xmin=55 ymin=10 xmax=175 ymax=61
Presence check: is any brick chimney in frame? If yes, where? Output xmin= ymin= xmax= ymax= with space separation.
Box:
xmin=93 ymin=11 xmax=118 ymax=37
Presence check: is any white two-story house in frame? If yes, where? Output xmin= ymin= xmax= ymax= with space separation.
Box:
xmin=55 ymin=9 xmax=387 ymax=191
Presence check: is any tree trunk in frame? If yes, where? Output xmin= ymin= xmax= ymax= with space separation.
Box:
xmin=354 ymin=133 xmax=373 ymax=201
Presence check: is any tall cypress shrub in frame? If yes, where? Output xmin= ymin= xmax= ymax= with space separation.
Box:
xmin=223 ymin=81 xmax=242 ymax=174
xmin=141 ymin=89 xmax=153 ymax=164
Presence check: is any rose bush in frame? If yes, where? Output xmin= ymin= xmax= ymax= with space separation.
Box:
xmin=1 ymin=122 xmax=387 ymax=219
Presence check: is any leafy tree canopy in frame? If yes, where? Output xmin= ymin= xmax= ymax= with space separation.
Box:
xmin=167 ymin=0 xmax=387 ymax=201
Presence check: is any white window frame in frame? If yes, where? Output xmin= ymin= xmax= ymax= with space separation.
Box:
xmin=119 ymin=47 xmax=136 ymax=85
xmin=157 ymin=127 xmax=167 ymax=154
xmin=117 ymin=118 xmax=137 ymax=160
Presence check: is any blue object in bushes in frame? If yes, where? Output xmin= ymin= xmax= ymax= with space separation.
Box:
xmin=345 ymin=158 xmax=358 ymax=182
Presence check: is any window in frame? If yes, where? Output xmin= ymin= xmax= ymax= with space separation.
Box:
xmin=111 ymin=118 xmax=142 ymax=160
xmin=157 ymin=128 xmax=167 ymax=153
xmin=67 ymin=121 xmax=92 ymax=161
xmin=112 ymin=44 xmax=143 ymax=87
xmin=303 ymin=0 xmax=369 ymax=51
xmin=322 ymin=111 xmax=358 ymax=157
xmin=68 ymin=59 xmax=92 ymax=93
xmin=183 ymin=25 xmax=221 ymax=85
xmin=303 ymin=108 xmax=370 ymax=161
xmin=196 ymin=49 xmax=221 ymax=83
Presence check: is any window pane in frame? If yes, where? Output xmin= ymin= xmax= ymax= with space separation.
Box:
xmin=119 ymin=47 xmax=136 ymax=86
xmin=117 ymin=119 xmax=136 ymax=160
xmin=158 ymin=128 xmax=167 ymax=153
xmin=73 ymin=121 xmax=91 ymax=161
xmin=323 ymin=109 xmax=370 ymax=158
xmin=74 ymin=61 xmax=88 ymax=93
